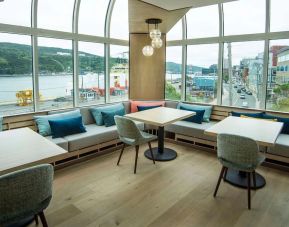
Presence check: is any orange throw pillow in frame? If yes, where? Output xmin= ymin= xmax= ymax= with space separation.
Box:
xmin=130 ymin=100 xmax=165 ymax=113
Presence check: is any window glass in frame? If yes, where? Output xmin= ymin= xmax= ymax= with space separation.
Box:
xmin=270 ymin=0 xmax=289 ymax=32
xmin=223 ymin=0 xmax=265 ymax=35
xmin=78 ymin=0 xmax=110 ymax=36
xmin=38 ymin=0 xmax=75 ymax=32
xmin=167 ymin=19 xmax=183 ymax=41
xmin=186 ymin=44 xmax=218 ymax=104
xmin=38 ymin=38 xmax=73 ymax=110
xmin=0 ymin=33 xmax=33 ymax=115
xmin=0 ymin=0 xmax=31 ymax=27
xmin=186 ymin=5 xmax=219 ymax=39
xmin=110 ymin=45 xmax=129 ymax=102
xmin=222 ymin=41 xmax=264 ymax=109
xmin=79 ymin=42 xmax=105 ymax=106
xmin=266 ymin=39 xmax=289 ymax=112
xmin=110 ymin=0 xmax=129 ymax=40
xmin=166 ymin=47 xmax=182 ymax=100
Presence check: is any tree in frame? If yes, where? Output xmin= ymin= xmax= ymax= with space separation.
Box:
xmin=165 ymin=82 xmax=181 ymax=100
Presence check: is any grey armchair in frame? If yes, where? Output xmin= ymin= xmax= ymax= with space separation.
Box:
xmin=114 ymin=116 xmax=157 ymax=174
xmin=0 ymin=164 xmax=54 ymax=227
xmin=213 ymin=133 xmax=265 ymax=209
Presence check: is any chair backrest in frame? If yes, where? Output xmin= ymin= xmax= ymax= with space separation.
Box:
xmin=114 ymin=116 xmax=142 ymax=140
xmin=0 ymin=164 xmax=54 ymax=225
xmin=217 ymin=133 xmax=260 ymax=170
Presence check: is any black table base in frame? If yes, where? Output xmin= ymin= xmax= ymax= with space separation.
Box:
xmin=144 ymin=147 xmax=177 ymax=161
xmin=224 ymin=169 xmax=266 ymax=190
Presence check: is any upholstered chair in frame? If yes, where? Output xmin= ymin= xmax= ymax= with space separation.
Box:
xmin=0 ymin=164 xmax=54 ymax=227
xmin=114 ymin=116 xmax=157 ymax=174
xmin=213 ymin=133 xmax=265 ymax=209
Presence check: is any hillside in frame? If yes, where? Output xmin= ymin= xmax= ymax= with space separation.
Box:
xmin=166 ymin=61 xmax=204 ymax=74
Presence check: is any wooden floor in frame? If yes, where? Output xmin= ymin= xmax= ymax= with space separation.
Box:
xmin=29 ymin=142 xmax=289 ymax=227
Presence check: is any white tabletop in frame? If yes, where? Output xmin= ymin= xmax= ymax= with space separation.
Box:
xmin=125 ymin=107 xmax=195 ymax=127
xmin=204 ymin=116 xmax=284 ymax=147
xmin=0 ymin=128 xmax=67 ymax=175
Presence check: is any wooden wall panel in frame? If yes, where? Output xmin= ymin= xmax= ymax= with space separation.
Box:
xmin=129 ymin=33 xmax=165 ymax=100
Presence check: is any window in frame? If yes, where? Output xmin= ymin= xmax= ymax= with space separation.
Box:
xmin=37 ymin=0 xmax=75 ymax=32
xmin=0 ymin=33 xmax=33 ymax=115
xmin=109 ymin=45 xmax=129 ymax=102
xmin=0 ymin=0 xmax=31 ymax=27
xmin=186 ymin=44 xmax=218 ymax=104
xmin=222 ymin=41 xmax=264 ymax=109
xmin=78 ymin=42 xmax=105 ymax=106
xmin=266 ymin=39 xmax=289 ymax=112
xmin=38 ymin=38 xmax=73 ymax=111
xmin=270 ymin=0 xmax=289 ymax=32
xmin=186 ymin=5 xmax=219 ymax=39
xmin=223 ymin=0 xmax=265 ymax=35
xmin=78 ymin=0 xmax=110 ymax=36
xmin=166 ymin=47 xmax=182 ymax=100
xmin=167 ymin=19 xmax=183 ymax=41
xmin=110 ymin=0 xmax=129 ymax=40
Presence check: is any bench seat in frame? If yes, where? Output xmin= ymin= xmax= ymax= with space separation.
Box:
xmin=45 ymin=136 xmax=69 ymax=151
xmin=268 ymin=134 xmax=289 ymax=158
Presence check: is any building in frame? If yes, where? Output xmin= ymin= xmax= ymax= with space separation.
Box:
xmin=276 ymin=47 xmax=289 ymax=84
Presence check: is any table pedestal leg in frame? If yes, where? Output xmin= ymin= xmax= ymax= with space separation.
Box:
xmin=144 ymin=126 xmax=177 ymax=161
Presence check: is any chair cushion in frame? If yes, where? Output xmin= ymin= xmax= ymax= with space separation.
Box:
xmin=177 ymin=103 xmax=212 ymax=122
xmin=179 ymin=106 xmax=205 ymax=124
xmin=165 ymin=120 xmax=218 ymax=141
xmin=45 ymin=136 xmax=68 ymax=151
xmin=64 ymin=121 xmax=144 ymax=152
xmin=268 ymin=134 xmax=289 ymax=158
xmin=137 ymin=105 xmax=162 ymax=111
xmin=34 ymin=110 xmax=81 ymax=136
xmin=90 ymin=103 xmax=125 ymax=126
xmin=263 ymin=114 xmax=289 ymax=134
xmin=49 ymin=116 xmax=86 ymax=138
xmin=101 ymin=108 xmax=125 ymax=127
xmin=130 ymin=100 xmax=165 ymax=113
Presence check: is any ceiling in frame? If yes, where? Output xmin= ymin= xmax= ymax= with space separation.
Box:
xmin=139 ymin=0 xmax=237 ymax=11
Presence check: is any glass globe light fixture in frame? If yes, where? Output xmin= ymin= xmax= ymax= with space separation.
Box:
xmin=142 ymin=45 xmax=154 ymax=56
xmin=150 ymin=29 xmax=161 ymax=39
xmin=151 ymin=37 xmax=163 ymax=49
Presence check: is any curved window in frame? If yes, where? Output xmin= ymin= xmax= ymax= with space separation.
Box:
xmin=110 ymin=0 xmax=129 ymax=40
xmin=37 ymin=0 xmax=75 ymax=32
xmin=167 ymin=19 xmax=183 ymax=41
xmin=78 ymin=0 xmax=110 ymax=36
xmin=186 ymin=5 xmax=219 ymax=39
xmin=0 ymin=0 xmax=31 ymax=27
xmin=224 ymin=0 xmax=265 ymax=35
xmin=271 ymin=0 xmax=289 ymax=32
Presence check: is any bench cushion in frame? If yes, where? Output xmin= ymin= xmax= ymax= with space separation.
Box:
xmin=268 ymin=134 xmax=289 ymax=158
xmin=64 ymin=121 xmax=144 ymax=152
xmin=165 ymin=120 xmax=218 ymax=141
xmin=45 ymin=136 xmax=69 ymax=151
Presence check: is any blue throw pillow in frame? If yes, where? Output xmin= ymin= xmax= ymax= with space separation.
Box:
xmin=101 ymin=108 xmax=125 ymax=127
xmin=137 ymin=105 xmax=162 ymax=111
xmin=90 ymin=103 xmax=125 ymax=126
xmin=34 ymin=109 xmax=81 ymax=136
xmin=0 ymin=116 xmax=3 ymax=132
xmin=177 ymin=103 xmax=212 ymax=122
xmin=180 ymin=106 xmax=205 ymax=124
xmin=263 ymin=114 xmax=289 ymax=134
xmin=231 ymin=111 xmax=264 ymax=118
xmin=48 ymin=116 xmax=86 ymax=138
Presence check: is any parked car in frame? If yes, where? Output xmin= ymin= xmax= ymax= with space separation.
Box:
xmin=246 ymin=91 xmax=252 ymax=95
xmin=234 ymin=85 xmax=238 ymax=88
xmin=240 ymin=94 xmax=246 ymax=99
xmin=237 ymin=89 xmax=242 ymax=93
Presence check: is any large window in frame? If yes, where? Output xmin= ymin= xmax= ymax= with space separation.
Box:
xmin=0 ymin=33 xmax=33 ymax=116
xmin=109 ymin=45 xmax=129 ymax=102
xmin=222 ymin=41 xmax=264 ymax=109
xmin=110 ymin=0 xmax=129 ymax=40
xmin=270 ymin=0 xmax=289 ymax=32
xmin=186 ymin=5 xmax=219 ymax=39
xmin=78 ymin=42 xmax=105 ymax=106
xmin=78 ymin=0 xmax=110 ymax=36
xmin=38 ymin=38 xmax=73 ymax=111
xmin=266 ymin=39 xmax=289 ymax=112
xmin=186 ymin=44 xmax=218 ymax=104
xmin=37 ymin=0 xmax=75 ymax=32
xmin=223 ymin=0 xmax=265 ymax=35
xmin=166 ymin=46 xmax=182 ymax=100
xmin=167 ymin=19 xmax=183 ymax=41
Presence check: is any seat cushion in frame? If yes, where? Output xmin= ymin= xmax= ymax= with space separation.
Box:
xmin=45 ymin=136 xmax=69 ymax=151
xmin=268 ymin=134 xmax=289 ymax=158
xmin=64 ymin=121 xmax=144 ymax=152
xmin=165 ymin=120 xmax=218 ymax=141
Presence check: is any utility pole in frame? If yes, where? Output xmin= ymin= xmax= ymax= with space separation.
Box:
xmin=228 ymin=42 xmax=233 ymax=106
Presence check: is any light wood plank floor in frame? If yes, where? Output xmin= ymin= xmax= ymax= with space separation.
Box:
xmin=29 ymin=142 xmax=289 ymax=227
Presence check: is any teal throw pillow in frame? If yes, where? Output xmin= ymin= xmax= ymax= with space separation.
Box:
xmin=101 ymin=108 xmax=125 ymax=127
xmin=177 ymin=103 xmax=212 ymax=122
